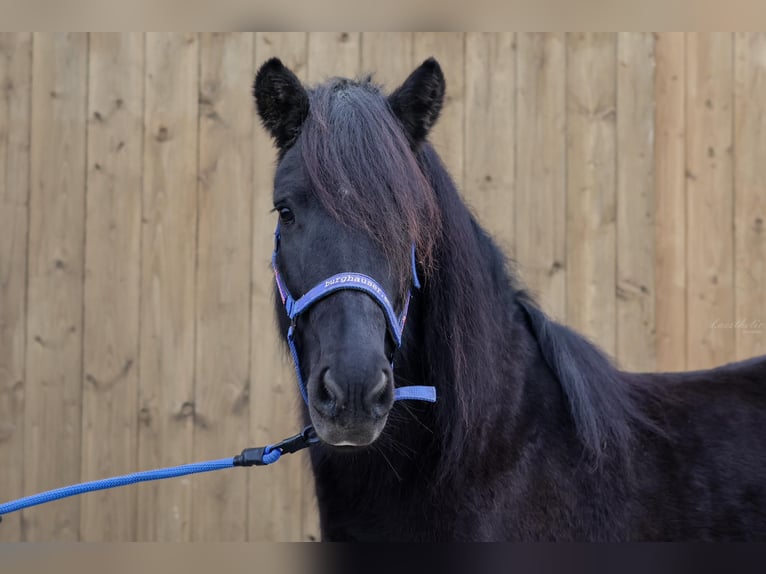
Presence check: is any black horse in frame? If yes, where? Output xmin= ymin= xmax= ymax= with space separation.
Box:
xmin=253 ymin=57 xmax=766 ymax=541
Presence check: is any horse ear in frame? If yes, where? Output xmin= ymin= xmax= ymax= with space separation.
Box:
xmin=388 ymin=57 xmax=446 ymax=144
xmin=253 ymin=58 xmax=309 ymax=149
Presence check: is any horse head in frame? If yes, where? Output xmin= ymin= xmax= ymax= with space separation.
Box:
xmin=253 ymin=57 xmax=444 ymax=447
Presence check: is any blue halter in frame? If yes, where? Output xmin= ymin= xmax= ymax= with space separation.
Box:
xmin=271 ymin=224 xmax=436 ymax=406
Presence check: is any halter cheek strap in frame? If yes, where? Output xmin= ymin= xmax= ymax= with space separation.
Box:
xmin=271 ymin=225 xmax=436 ymax=406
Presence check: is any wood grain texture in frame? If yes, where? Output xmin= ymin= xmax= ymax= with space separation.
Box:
xmin=361 ymin=32 xmax=414 ymax=90
xmin=465 ymin=32 xmax=515 ymax=254
xmin=734 ymin=33 xmax=766 ymax=360
xmin=414 ymin=33 xmax=466 ymax=190
xmin=0 ymin=32 xmax=31 ymax=542
xmin=307 ymin=32 xmax=360 ymax=82
xmin=515 ymin=33 xmax=567 ymax=321
xmin=80 ymin=32 xmax=143 ymax=541
xmin=686 ymin=33 xmax=735 ymax=369
xmin=250 ymin=32 xmax=315 ymax=542
xmin=24 ymin=32 xmax=88 ymax=540
xmin=616 ymin=33 xmax=656 ymax=371
xmin=191 ymin=32 xmax=253 ymax=542
xmin=566 ymin=33 xmax=618 ymax=356
xmin=137 ymin=32 xmax=199 ymax=541
xmin=654 ymin=33 xmax=687 ymax=372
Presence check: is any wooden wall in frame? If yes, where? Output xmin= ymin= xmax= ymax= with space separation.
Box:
xmin=0 ymin=32 xmax=764 ymax=541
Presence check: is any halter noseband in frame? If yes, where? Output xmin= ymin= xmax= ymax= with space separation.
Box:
xmin=271 ymin=224 xmax=436 ymax=406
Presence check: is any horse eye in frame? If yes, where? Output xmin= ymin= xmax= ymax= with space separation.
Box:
xmin=278 ymin=207 xmax=295 ymax=224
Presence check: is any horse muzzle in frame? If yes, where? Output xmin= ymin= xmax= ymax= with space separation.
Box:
xmin=308 ymin=355 xmax=395 ymax=446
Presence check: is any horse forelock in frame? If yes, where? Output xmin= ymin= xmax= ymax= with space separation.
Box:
xmin=297 ymin=77 xmax=441 ymax=295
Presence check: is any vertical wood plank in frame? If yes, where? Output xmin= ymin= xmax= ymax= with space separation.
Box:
xmin=0 ymin=32 xmax=31 ymax=542
xmin=734 ymin=33 xmax=766 ymax=359
xmin=414 ymin=33 xmax=466 ymax=189
xmin=361 ymin=32 xmax=414 ymax=90
xmin=654 ymin=33 xmax=687 ymax=372
xmin=137 ymin=32 xmax=199 ymax=542
xmin=464 ymin=33 xmax=515 ymax=253
xmin=515 ymin=33 xmax=567 ymax=321
xmin=191 ymin=32 xmax=253 ymax=541
xmin=616 ymin=33 xmax=656 ymax=371
xmin=24 ymin=32 xmax=88 ymax=540
xmin=80 ymin=32 xmax=143 ymax=541
xmin=686 ymin=33 xmax=735 ymax=369
xmin=307 ymin=32 xmax=360 ymax=82
xmin=566 ymin=33 xmax=618 ymax=356
xmin=250 ymin=32 xmax=313 ymax=542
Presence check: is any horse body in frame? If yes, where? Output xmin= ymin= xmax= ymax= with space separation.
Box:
xmin=253 ymin=57 xmax=766 ymax=541
xmin=631 ymin=362 xmax=766 ymax=540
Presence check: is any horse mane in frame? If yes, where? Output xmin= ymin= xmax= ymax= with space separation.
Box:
xmin=415 ymin=144 xmax=658 ymax=473
xmin=515 ymin=293 xmax=659 ymax=460
xmin=299 ymin=77 xmax=441 ymax=296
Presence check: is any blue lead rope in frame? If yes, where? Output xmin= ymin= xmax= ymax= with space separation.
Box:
xmin=0 ymin=459 xmax=234 ymax=517
xmin=0 ymin=388 xmax=436 ymax=521
xmin=0 ymin=426 xmax=310 ymax=520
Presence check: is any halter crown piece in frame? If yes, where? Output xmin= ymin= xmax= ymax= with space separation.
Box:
xmin=271 ymin=223 xmax=436 ymax=406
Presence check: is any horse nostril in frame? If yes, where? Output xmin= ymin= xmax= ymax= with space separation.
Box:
xmin=316 ymin=368 xmax=345 ymax=417
xmin=364 ymin=370 xmax=393 ymax=416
